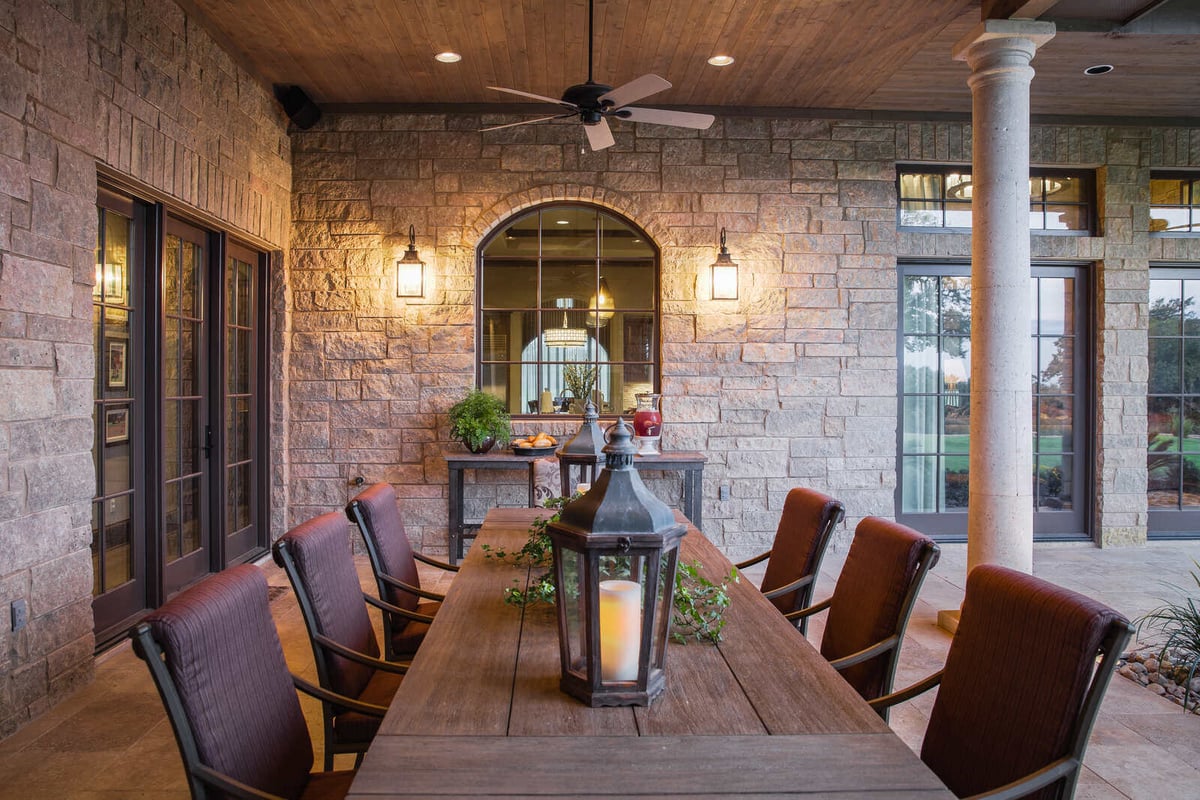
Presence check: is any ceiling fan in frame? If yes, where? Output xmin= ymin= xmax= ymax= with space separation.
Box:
xmin=482 ymin=0 xmax=715 ymax=151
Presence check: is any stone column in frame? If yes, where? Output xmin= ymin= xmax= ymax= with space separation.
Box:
xmin=954 ymin=20 xmax=1055 ymax=576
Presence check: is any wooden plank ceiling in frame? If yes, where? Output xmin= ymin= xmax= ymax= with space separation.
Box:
xmin=180 ymin=0 xmax=1200 ymax=120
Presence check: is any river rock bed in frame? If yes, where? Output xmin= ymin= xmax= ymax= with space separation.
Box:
xmin=1118 ymin=647 xmax=1200 ymax=715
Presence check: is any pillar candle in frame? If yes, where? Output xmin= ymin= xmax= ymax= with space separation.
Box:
xmin=598 ymin=579 xmax=641 ymax=681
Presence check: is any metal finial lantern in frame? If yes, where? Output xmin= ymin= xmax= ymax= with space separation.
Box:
xmin=556 ymin=400 xmax=607 ymax=496
xmin=546 ymin=417 xmax=687 ymax=707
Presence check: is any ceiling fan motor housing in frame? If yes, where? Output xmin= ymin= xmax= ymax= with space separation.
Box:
xmin=562 ymin=81 xmax=614 ymax=122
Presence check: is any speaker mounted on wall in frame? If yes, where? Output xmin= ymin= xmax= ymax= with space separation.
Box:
xmin=272 ymin=84 xmax=322 ymax=130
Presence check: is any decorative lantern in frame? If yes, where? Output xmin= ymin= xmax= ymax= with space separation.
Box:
xmin=547 ymin=418 xmax=687 ymax=707
xmin=556 ymin=400 xmax=607 ymax=497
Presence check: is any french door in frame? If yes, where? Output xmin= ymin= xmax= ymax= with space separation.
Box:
xmin=896 ymin=263 xmax=1091 ymax=540
xmin=92 ymin=189 xmax=270 ymax=642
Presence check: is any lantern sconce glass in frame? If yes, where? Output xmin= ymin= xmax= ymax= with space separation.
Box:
xmin=710 ymin=227 xmax=738 ymax=300
xmin=396 ymin=224 xmax=425 ymax=297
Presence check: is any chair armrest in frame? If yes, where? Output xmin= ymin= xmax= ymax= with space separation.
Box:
xmin=965 ymin=756 xmax=1079 ymax=800
xmin=828 ymin=634 xmax=899 ymax=671
xmin=293 ymin=674 xmax=390 ymax=717
xmin=312 ymin=633 xmax=410 ymax=675
xmin=363 ymin=592 xmax=437 ymax=625
xmin=762 ymin=573 xmax=815 ymax=601
xmin=377 ymin=571 xmax=446 ymax=602
xmin=867 ymin=669 xmax=945 ymax=713
xmin=783 ymin=595 xmax=832 ymax=622
xmin=193 ymin=763 xmax=288 ymax=800
xmin=733 ymin=550 xmax=771 ymax=570
xmin=414 ymin=550 xmax=460 ymax=572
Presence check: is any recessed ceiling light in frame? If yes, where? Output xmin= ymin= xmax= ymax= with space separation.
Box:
xmin=555 ymin=219 xmax=570 ymax=225
xmin=1083 ymin=64 xmax=1113 ymax=76
xmin=707 ymin=55 xmax=735 ymax=67
xmin=435 ymin=51 xmax=462 ymax=63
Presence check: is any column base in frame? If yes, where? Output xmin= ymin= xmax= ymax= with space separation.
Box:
xmin=936 ymin=608 xmax=961 ymax=635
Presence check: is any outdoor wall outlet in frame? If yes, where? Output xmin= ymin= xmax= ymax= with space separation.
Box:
xmin=718 ymin=485 xmax=731 ymax=501
xmin=11 ymin=599 xmax=28 ymax=632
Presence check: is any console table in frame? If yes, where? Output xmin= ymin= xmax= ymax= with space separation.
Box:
xmin=444 ymin=450 xmax=706 ymax=564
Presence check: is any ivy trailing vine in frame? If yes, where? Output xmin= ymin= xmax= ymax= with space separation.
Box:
xmin=485 ymin=497 xmax=738 ymax=645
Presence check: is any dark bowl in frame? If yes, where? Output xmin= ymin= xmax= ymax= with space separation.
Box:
xmin=511 ymin=444 xmax=557 ymax=456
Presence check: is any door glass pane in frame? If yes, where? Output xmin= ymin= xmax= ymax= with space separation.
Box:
xmin=1149 ymin=280 xmax=1181 ymax=335
xmin=904 ymin=278 xmax=939 ymax=336
xmin=939 ymin=277 xmax=970 ymax=333
xmin=1037 ymin=398 xmax=1073 ymax=450
xmin=1183 ymin=455 xmax=1200 ymax=506
xmin=181 ymin=476 xmax=202 ymax=556
xmin=901 ymin=456 xmax=937 ymax=513
xmin=1036 ymin=336 xmax=1073 ymax=392
xmin=942 ymin=460 xmax=969 ymax=509
xmin=1149 ymin=339 xmax=1181 ymax=394
xmin=1036 ymin=455 xmax=1071 ymax=509
xmin=1185 ymin=280 xmax=1200 ymax=335
xmin=902 ymin=397 xmax=938 ymax=453
xmin=903 ymin=336 xmax=938 ymax=393
xmin=1148 ymin=396 xmax=1180 ymax=451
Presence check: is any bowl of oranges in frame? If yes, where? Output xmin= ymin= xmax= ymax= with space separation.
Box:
xmin=510 ymin=432 xmax=558 ymax=456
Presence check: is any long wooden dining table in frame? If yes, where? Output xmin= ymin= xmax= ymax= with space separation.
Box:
xmin=348 ymin=507 xmax=953 ymax=798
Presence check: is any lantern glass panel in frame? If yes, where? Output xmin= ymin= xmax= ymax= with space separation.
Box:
xmin=650 ymin=550 xmax=678 ymax=668
xmin=560 ymin=548 xmax=587 ymax=676
xmin=598 ymin=553 xmax=644 ymax=684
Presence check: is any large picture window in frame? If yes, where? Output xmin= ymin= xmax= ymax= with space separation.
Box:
xmin=1148 ymin=269 xmax=1200 ymax=536
xmin=897 ymin=264 xmax=1090 ymax=539
xmin=478 ymin=204 xmax=659 ymax=416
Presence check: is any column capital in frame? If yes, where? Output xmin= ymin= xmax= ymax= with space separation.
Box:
xmin=952 ymin=19 xmax=1056 ymax=62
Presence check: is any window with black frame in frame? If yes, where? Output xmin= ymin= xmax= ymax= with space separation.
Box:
xmin=897 ymin=166 xmax=1094 ymax=233
xmin=1148 ymin=270 xmax=1200 ymax=536
xmin=478 ymin=204 xmax=659 ymax=416
xmin=897 ymin=264 xmax=1090 ymax=539
xmin=1150 ymin=173 xmax=1200 ymax=235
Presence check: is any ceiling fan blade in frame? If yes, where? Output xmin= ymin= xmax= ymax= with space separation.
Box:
xmin=487 ymin=86 xmax=574 ymax=107
xmin=598 ymin=74 xmax=671 ymax=109
xmin=481 ymin=113 xmax=573 ymax=132
xmin=583 ymin=118 xmax=615 ymax=151
xmin=620 ymin=106 xmax=716 ymax=130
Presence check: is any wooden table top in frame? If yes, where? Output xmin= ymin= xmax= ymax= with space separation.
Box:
xmin=349 ymin=507 xmax=951 ymax=798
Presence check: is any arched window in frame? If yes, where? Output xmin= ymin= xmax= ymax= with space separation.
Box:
xmin=478 ymin=204 xmax=659 ymax=416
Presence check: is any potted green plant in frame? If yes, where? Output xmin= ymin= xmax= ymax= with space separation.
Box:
xmin=448 ymin=389 xmax=512 ymax=453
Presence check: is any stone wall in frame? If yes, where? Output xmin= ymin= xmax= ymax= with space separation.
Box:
xmin=288 ymin=113 xmax=1199 ymax=562
xmin=0 ymin=0 xmax=291 ymax=736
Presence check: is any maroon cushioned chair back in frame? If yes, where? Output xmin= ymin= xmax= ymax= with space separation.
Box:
xmin=349 ymin=482 xmax=421 ymax=613
xmin=760 ymin=487 xmax=842 ymax=614
xmin=145 ymin=565 xmax=313 ymax=800
xmin=819 ymin=516 xmax=934 ymax=700
xmin=921 ymin=564 xmax=1127 ymax=800
xmin=280 ymin=511 xmax=381 ymax=700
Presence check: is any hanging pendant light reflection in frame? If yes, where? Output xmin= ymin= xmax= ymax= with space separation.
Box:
xmin=586 ymin=276 xmax=615 ymax=328
xmin=545 ymin=298 xmax=588 ymax=348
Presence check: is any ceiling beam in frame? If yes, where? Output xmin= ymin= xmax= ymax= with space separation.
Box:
xmin=981 ymin=0 xmax=1062 ymax=20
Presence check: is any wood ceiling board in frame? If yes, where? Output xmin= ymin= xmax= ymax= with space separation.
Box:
xmin=181 ymin=0 xmax=1200 ymax=121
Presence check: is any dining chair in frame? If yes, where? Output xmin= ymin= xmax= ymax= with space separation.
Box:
xmin=131 ymin=564 xmax=358 ymax=800
xmin=273 ymin=511 xmax=408 ymax=770
xmin=346 ymin=481 xmax=453 ymax=660
xmin=734 ymin=487 xmax=844 ymax=634
xmin=869 ymin=563 xmax=1133 ymax=800
xmin=786 ymin=516 xmax=939 ymax=715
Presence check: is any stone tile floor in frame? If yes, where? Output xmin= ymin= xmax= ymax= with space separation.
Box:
xmin=1 ymin=537 xmax=1198 ymax=799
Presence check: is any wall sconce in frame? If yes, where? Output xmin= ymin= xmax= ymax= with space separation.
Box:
xmin=396 ymin=224 xmax=425 ymax=297
xmin=710 ymin=227 xmax=738 ymax=300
